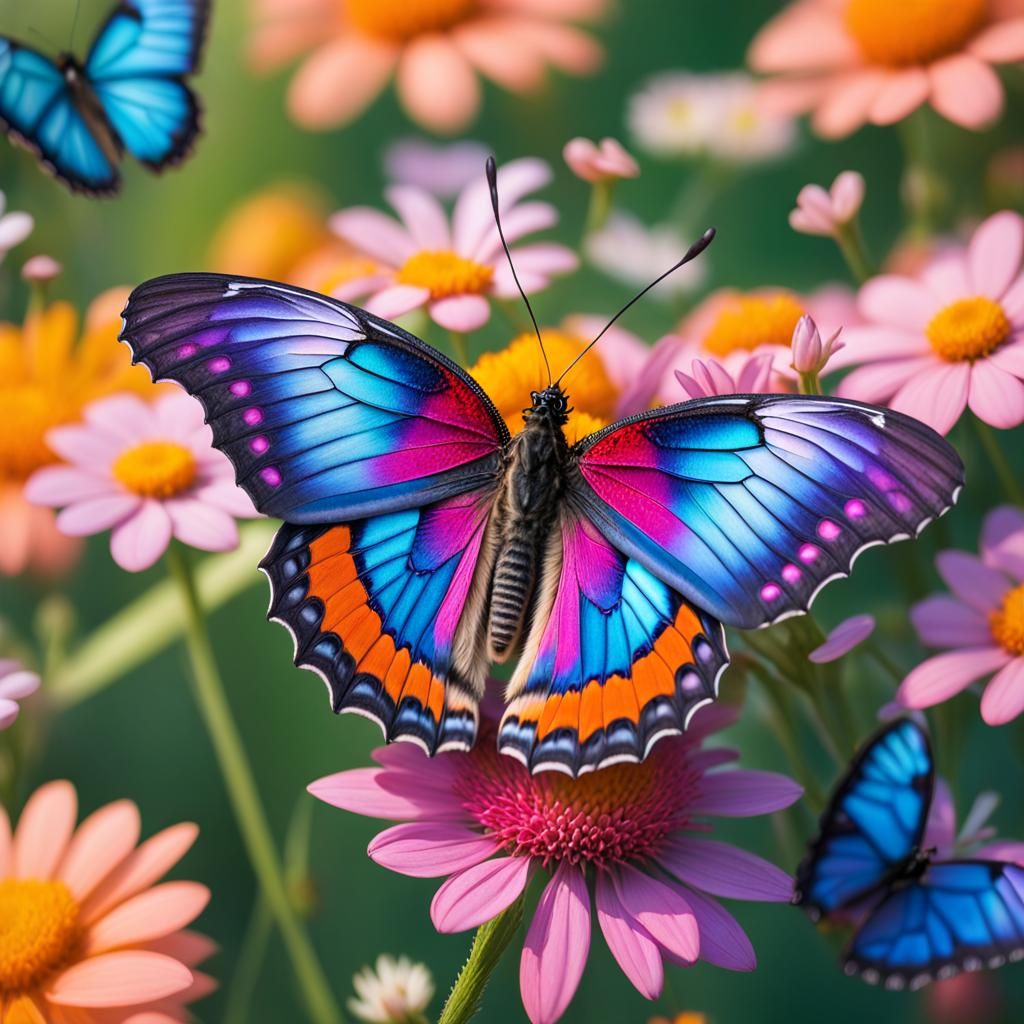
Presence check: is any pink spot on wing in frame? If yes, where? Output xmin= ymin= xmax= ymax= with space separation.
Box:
xmin=260 ymin=467 xmax=281 ymax=487
xmin=845 ymin=499 xmax=867 ymax=519
xmin=761 ymin=582 xmax=782 ymax=602
xmin=209 ymin=356 xmax=231 ymax=373
xmin=250 ymin=436 xmax=269 ymax=454
xmin=782 ymin=563 xmax=801 ymax=584
xmin=230 ymin=380 xmax=251 ymax=397
xmin=818 ymin=520 xmax=841 ymax=541
xmin=243 ymin=408 xmax=263 ymax=426
xmin=889 ymin=492 xmax=912 ymax=514
xmin=798 ymin=543 xmax=819 ymax=564
xmin=176 ymin=343 xmax=197 ymax=359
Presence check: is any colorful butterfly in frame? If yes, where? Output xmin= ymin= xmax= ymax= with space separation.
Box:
xmin=795 ymin=718 xmax=1024 ymax=989
xmin=0 ymin=0 xmax=208 ymax=196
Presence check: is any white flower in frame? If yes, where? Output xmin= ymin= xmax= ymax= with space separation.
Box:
xmin=708 ymin=73 xmax=798 ymax=162
xmin=348 ymin=954 xmax=434 ymax=1024
xmin=0 ymin=191 xmax=33 ymax=264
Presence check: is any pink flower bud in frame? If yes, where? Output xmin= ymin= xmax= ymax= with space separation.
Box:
xmin=22 ymin=254 xmax=62 ymax=283
xmin=789 ymin=170 xmax=865 ymax=237
xmin=563 ymin=137 xmax=640 ymax=184
xmin=790 ymin=314 xmax=844 ymax=375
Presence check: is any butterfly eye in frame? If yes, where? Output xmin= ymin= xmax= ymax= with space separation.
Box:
xmin=530 ymin=390 xmax=541 ymax=404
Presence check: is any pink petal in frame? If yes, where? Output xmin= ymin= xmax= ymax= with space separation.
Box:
xmin=84 ymin=394 xmax=155 ymax=441
xmin=870 ymin=68 xmax=930 ymax=125
xmin=143 ymin=928 xmax=218 ymax=968
xmin=928 ymin=54 xmax=1004 ymax=129
xmin=0 ymin=669 xmax=40 ymax=701
xmin=968 ymin=360 xmax=1024 ymax=429
xmin=968 ymin=211 xmax=1024 ymax=299
xmin=56 ymin=493 xmax=142 ymax=537
xmin=679 ymin=886 xmax=757 ymax=972
xmin=692 ymin=770 xmax=802 ymax=817
xmin=662 ymin=837 xmax=794 ymax=902
xmin=936 ymin=551 xmax=1008 ymax=613
xmin=165 ymin=498 xmax=239 ymax=552
xmin=594 ymin=870 xmax=662 ymax=999
xmin=922 ymin=778 xmax=957 ymax=858
xmin=364 ymin=285 xmax=430 ymax=321
xmin=308 ymin=768 xmax=457 ymax=821
xmin=1002 ymin=274 xmax=1024 ymax=322
xmin=24 ymin=466 xmax=114 ymax=505
xmin=14 ymin=779 xmax=77 ymax=878
xmin=330 ymin=207 xmax=413 ymax=265
xmin=981 ymin=505 xmax=1024 ymax=580
xmin=911 ymin=595 xmax=992 ymax=648
xmin=921 ymin=255 xmax=971 ymax=299
xmin=520 ymin=863 xmax=591 ymax=1024
xmin=977 ymin=840 xmax=1024 ymax=866
xmin=368 ymin=822 xmax=499 ymax=878
xmin=453 ymin=17 xmax=547 ymax=91
xmin=826 ymin=325 xmax=929 ymax=371
xmin=429 ymin=294 xmax=491 ymax=333
xmin=471 ymin=201 xmax=557 ymax=263
xmin=898 ymin=647 xmax=1013 ymax=709
xmin=747 ymin=5 xmax=859 ymax=72
xmin=192 ymin=481 xmax=258 ymax=519
xmin=46 ymin=424 xmax=123 ymax=467
xmin=0 ymin=698 xmax=21 ymax=730
xmin=857 ymin=276 xmax=937 ymax=331
xmin=789 ymin=206 xmax=834 ymax=236
xmin=0 ymin=804 xmax=10 ymax=875
xmin=888 ymin=361 xmax=970 ymax=435
xmin=506 ymin=242 xmax=578 ymax=277
xmin=614 ymin=865 xmax=699 ymax=963
xmin=58 ymin=800 xmax=141 ymax=902
xmin=396 ymin=36 xmax=479 ymax=134
xmin=837 ymin=357 xmax=932 ymax=404
xmin=809 ymin=614 xmax=876 ymax=663
xmin=46 ymin=951 xmax=193 ymax=1007
xmin=384 ymin=185 xmax=451 ymax=250
xmin=110 ymin=502 xmax=173 ymax=572
xmin=85 ymin=882 xmax=210 ymax=955
xmin=969 ymin=17 xmax=1024 ymax=62
xmin=812 ymin=70 xmax=887 ymax=139
xmin=430 ymin=855 xmax=531 ymax=933
xmin=980 ymin=657 xmax=1024 ymax=725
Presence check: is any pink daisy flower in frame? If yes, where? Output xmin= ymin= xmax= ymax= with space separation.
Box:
xmin=675 ymin=353 xmax=775 ymax=400
xmin=833 ymin=210 xmax=1024 ymax=435
xmin=0 ymin=779 xmax=214 ymax=1021
xmin=310 ymin=703 xmax=800 ymax=1024
xmin=25 ymin=391 xmax=260 ymax=572
xmin=898 ymin=505 xmax=1024 ymax=725
xmin=749 ymin=0 xmax=1024 ymax=138
xmin=331 ymin=158 xmax=577 ymax=334
xmin=0 ymin=657 xmax=40 ymax=730
xmin=249 ymin=0 xmax=606 ymax=134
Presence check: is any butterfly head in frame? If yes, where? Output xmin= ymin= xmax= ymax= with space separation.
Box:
xmin=527 ymin=385 xmax=570 ymax=425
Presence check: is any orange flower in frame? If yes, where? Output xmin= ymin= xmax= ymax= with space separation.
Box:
xmin=249 ymin=0 xmax=607 ymax=133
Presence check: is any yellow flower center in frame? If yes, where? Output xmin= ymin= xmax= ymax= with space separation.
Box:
xmin=0 ymin=879 xmax=82 ymax=996
xmin=990 ymin=584 xmax=1024 ymax=656
xmin=844 ymin=0 xmax=988 ymax=66
xmin=702 ymin=292 xmax=805 ymax=357
xmin=926 ymin=296 xmax=1010 ymax=362
xmin=346 ymin=0 xmax=479 ymax=41
xmin=112 ymin=441 xmax=197 ymax=499
xmin=396 ymin=250 xmax=494 ymax=301
xmin=0 ymin=385 xmax=67 ymax=481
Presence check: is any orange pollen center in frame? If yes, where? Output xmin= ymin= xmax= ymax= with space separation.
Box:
xmin=844 ymin=0 xmax=989 ymax=66
xmin=396 ymin=250 xmax=494 ymax=301
xmin=926 ymin=296 xmax=1010 ymax=362
xmin=0 ymin=879 xmax=82 ymax=996
xmin=346 ymin=0 xmax=479 ymax=41
xmin=702 ymin=293 xmax=805 ymax=357
xmin=0 ymin=386 xmax=67 ymax=481
xmin=990 ymin=584 xmax=1024 ymax=656
xmin=112 ymin=440 xmax=197 ymax=499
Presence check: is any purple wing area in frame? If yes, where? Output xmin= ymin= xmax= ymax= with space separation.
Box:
xmin=572 ymin=395 xmax=964 ymax=629
xmin=120 ymin=273 xmax=509 ymax=522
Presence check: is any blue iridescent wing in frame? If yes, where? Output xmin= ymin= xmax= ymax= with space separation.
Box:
xmin=119 ymin=273 xmax=509 ymax=522
xmin=85 ymin=0 xmax=208 ymax=168
xmin=0 ymin=39 xmax=119 ymax=194
xmin=572 ymin=396 xmax=964 ymax=629
xmin=847 ymin=861 xmax=1024 ymax=989
xmin=794 ymin=719 xmax=933 ymax=920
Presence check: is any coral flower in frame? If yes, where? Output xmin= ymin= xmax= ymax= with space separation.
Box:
xmin=249 ymin=0 xmax=606 ymax=133
xmin=834 ymin=210 xmax=1024 ymax=435
xmin=310 ymin=704 xmax=800 ymax=1024
xmin=0 ymin=289 xmax=164 ymax=578
xmin=0 ymin=779 xmax=214 ymax=1021
xmin=899 ymin=506 xmax=1024 ymax=725
xmin=26 ymin=392 xmax=260 ymax=572
xmin=749 ymin=0 xmax=1024 ymax=137
xmin=331 ymin=159 xmax=577 ymax=333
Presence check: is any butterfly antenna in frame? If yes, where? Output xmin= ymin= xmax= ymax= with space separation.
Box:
xmin=69 ymin=0 xmax=81 ymax=50
xmin=556 ymin=227 xmax=716 ymax=386
xmin=486 ymin=156 xmax=551 ymax=386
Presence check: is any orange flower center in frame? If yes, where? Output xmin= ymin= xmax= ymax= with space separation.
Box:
xmin=346 ymin=0 xmax=479 ymax=41
xmin=926 ymin=296 xmax=1010 ymax=362
xmin=990 ymin=584 xmax=1024 ymax=656
xmin=702 ymin=293 xmax=805 ymax=357
xmin=396 ymin=250 xmax=494 ymax=301
xmin=0 ymin=385 xmax=68 ymax=481
xmin=0 ymin=879 xmax=82 ymax=996
xmin=112 ymin=441 xmax=197 ymax=499
xmin=844 ymin=0 xmax=989 ymax=66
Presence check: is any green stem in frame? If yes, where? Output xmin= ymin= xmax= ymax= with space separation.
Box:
xmin=797 ymin=370 xmax=824 ymax=396
xmin=223 ymin=896 xmax=274 ymax=1024
xmin=437 ymin=896 xmax=525 ymax=1024
xmin=583 ymin=180 xmax=615 ymax=237
xmin=449 ymin=331 xmax=469 ymax=368
xmin=834 ymin=222 xmax=874 ymax=284
xmin=866 ymin=642 xmax=904 ymax=685
xmin=973 ymin=416 xmax=1024 ymax=505
xmin=165 ymin=546 xmax=342 ymax=1024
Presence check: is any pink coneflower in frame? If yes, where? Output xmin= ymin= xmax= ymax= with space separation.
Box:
xmin=310 ymin=703 xmax=800 ymax=1024
xmin=833 ymin=210 xmax=1024 ymax=435
xmin=331 ymin=159 xmax=577 ymax=333
xmin=0 ymin=657 xmax=40 ymax=730
xmin=249 ymin=0 xmax=606 ymax=134
xmin=899 ymin=505 xmax=1024 ymax=725
xmin=25 ymin=391 xmax=260 ymax=572
xmin=0 ymin=779 xmax=214 ymax=1021
xmin=749 ymin=0 xmax=1024 ymax=138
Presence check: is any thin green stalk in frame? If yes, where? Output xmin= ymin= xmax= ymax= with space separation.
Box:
xmin=973 ymin=416 xmax=1024 ymax=505
xmin=834 ymin=222 xmax=874 ymax=284
xmin=223 ymin=897 xmax=274 ymax=1024
xmin=583 ymin=180 xmax=615 ymax=237
xmin=438 ymin=896 xmax=525 ymax=1024
xmin=866 ymin=642 xmax=904 ymax=685
xmin=797 ymin=370 xmax=824 ymax=396
xmin=449 ymin=331 xmax=469 ymax=367
xmin=165 ymin=546 xmax=342 ymax=1024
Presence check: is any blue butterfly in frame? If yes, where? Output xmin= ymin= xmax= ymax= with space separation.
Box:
xmin=0 ymin=0 xmax=209 ymax=195
xmin=795 ymin=718 xmax=1024 ymax=989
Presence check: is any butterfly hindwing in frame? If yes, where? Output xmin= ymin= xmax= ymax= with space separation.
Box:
xmin=573 ymin=396 xmax=963 ymax=629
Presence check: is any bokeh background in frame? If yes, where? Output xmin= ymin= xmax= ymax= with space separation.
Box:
xmin=2 ymin=0 xmax=1023 ymax=1021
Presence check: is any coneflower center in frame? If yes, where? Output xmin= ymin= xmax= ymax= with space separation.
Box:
xmin=926 ymin=296 xmax=1010 ymax=363
xmin=702 ymin=292 xmax=804 ymax=357
xmin=396 ymin=250 xmax=494 ymax=301
xmin=844 ymin=0 xmax=988 ymax=66
xmin=0 ymin=879 xmax=82 ymax=996
xmin=990 ymin=584 xmax=1024 ymax=656
xmin=347 ymin=0 xmax=479 ymax=42
xmin=112 ymin=440 xmax=197 ymax=499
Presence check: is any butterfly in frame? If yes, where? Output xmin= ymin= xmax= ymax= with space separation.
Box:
xmin=0 ymin=0 xmax=209 ymax=196
xmin=794 ymin=718 xmax=1024 ymax=989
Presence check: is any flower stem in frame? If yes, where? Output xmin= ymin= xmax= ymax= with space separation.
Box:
xmin=437 ymin=896 xmax=526 ymax=1024
xmin=165 ymin=545 xmax=343 ymax=1024
xmin=449 ymin=331 xmax=469 ymax=368
xmin=796 ymin=370 xmax=824 ymax=396
xmin=833 ymin=222 xmax=874 ymax=284
xmin=973 ymin=416 xmax=1024 ymax=505
xmin=584 ymin=181 xmax=615 ymax=236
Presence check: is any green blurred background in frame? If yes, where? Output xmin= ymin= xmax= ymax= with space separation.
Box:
xmin=2 ymin=0 xmax=1024 ymax=1021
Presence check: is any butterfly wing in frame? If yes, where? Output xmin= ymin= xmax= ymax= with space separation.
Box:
xmin=85 ymin=0 xmax=208 ymax=168
xmin=0 ymin=39 xmax=119 ymax=194
xmin=846 ymin=861 xmax=1024 ymax=989
xmin=500 ymin=509 xmax=728 ymax=776
xmin=572 ymin=396 xmax=963 ymax=629
xmin=794 ymin=718 xmax=933 ymax=920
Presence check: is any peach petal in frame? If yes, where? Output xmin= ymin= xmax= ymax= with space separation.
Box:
xmin=58 ymin=800 xmax=141 ymax=901
xmin=397 ymin=35 xmax=480 ymax=134
xmin=967 ymin=211 xmax=1024 ymax=299
xmin=812 ymin=70 xmax=887 ymax=139
xmin=46 ymin=952 xmax=193 ymax=1008
xmin=747 ymin=3 xmax=860 ymax=72
xmin=0 ymin=803 xmax=11 ymax=874
xmin=510 ymin=19 xmax=602 ymax=74
xmin=141 ymin=930 xmax=218 ymax=968
xmin=869 ymin=68 xmax=930 ymax=125
xmin=86 ymin=882 xmax=210 ymax=955
xmin=928 ymin=54 xmax=1004 ymax=129
xmin=14 ymin=779 xmax=77 ymax=879
xmin=248 ymin=0 xmax=337 ymax=71
xmin=452 ymin=18 xmax=546 ymax=90
xmin=968 ymin=17 xmax=1024 ymax=62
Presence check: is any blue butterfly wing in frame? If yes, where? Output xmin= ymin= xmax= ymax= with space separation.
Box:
xmin=0 ymin=39 xmax=119 ymax=194
xmin=795 ymin=719 xmax=933 ymax=919
xmin=847 ymin=861 xmax=1024 ymax=989
xmin=572 ymin=396 xmax=964 ymax=629
xmin=85 ymin=0 xmax=208 ymax=168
